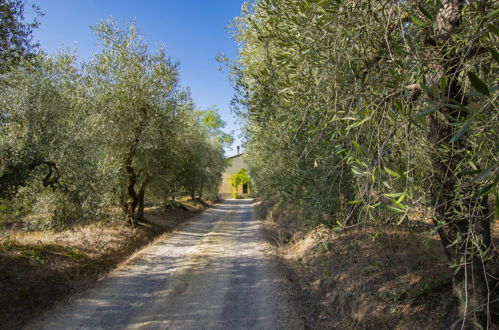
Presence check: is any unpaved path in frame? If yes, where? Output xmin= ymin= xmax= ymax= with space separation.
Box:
xmin=27 ymin=200 xmax=303 ymax=330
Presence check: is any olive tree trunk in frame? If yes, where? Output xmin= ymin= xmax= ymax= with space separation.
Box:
xmin=124 ymin=136 xmax=141 ymax=227
xmin=136 ymin=176 xmax=151 ymax=222
xmin=425 ymin=1 xmax=497 ymax=326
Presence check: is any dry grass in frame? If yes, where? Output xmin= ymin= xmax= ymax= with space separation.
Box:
xmin=0 ymin=202 xmax=206 ymax=329
xmin=260 ymin=203 xmax=465 ymax=329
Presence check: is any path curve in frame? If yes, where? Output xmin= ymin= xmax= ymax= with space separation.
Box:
xmin=27 ymin=199 xmax=303 ymax=330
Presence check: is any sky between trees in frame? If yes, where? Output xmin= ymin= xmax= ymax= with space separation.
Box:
xmin=25 ymin=0 xmax=246 ymax=156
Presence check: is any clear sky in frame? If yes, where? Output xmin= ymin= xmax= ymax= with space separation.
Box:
xmin=26 ymin=0 xmax=246 ymax=157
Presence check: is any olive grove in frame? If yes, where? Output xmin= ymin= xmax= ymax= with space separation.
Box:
xmin=232 ymin=0 xmax=498 ymax=327
xmin=0 ymin=19 xmax=228 ymax=228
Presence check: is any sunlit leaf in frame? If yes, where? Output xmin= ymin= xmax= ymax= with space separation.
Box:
xmin=410 ymin=15 xmax=426 ymax=27
xmin=387 ymin=204 xmax=406 ymax=213
xmin=352 ymin=141 xmax=367 ymax=157
xmin=384 ymin=167 xmax=401 ymax=178
xmin=484 ymin=8 xmax=499 ymax=20
xmin=384 ymin=192 xmax=404 ymax=198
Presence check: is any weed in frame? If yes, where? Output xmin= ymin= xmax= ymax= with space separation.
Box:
xmin=406 ymin=275 xmax=451 ymax=305
xmin=0 ymin=204 xmax=198 ymax=328
xmin=16 ymin=247 xmax=47 ymax=264
xmin=260 ymin=200 xmax=459 ymax=329
xmin=346 ymin=239 xmax=358 ymax=251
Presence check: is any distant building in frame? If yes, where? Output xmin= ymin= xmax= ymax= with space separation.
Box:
xmin=219 ymin=152 xmax=251 ymax=199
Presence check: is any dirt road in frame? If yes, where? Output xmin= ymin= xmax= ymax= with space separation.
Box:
xmin=28 ymin=200 xmax=303 ymax=330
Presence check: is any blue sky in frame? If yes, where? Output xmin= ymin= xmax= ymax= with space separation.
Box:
xmin=27 ymin=0 xmax=246 ymax=157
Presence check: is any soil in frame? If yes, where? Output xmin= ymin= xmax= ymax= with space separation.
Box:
xmin=0 ymin=202 xmax=205 ymax=329
xmin=25 ymin=199 xmax=303 ymax=329
xmin=257 ymin=202 xmax=482 ymax=329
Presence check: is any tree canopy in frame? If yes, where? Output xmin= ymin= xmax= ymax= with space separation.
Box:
xmin=0 ymin=0 xmax=42 ymax=72
xmin=232 ymin=0 xmax=498 ymax=326
xmin=230 ymin=168 xmax=251 ymax=198
xmin=0 ymin=19 xmax=229 ymax=228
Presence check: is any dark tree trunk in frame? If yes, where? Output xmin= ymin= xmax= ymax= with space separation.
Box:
xmin=124 ymin=137 xmax=141 ymax=227
xmin=425 ymin=1 xmax=496 ymax=326
xmin=125 ymin=163 xmax=139 ymax=227
xmin=136 ymin=176 xmax=150 ymax=222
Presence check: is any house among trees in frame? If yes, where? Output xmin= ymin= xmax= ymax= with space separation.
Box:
xmin=219 ymin=148 xmax=251 ymax=199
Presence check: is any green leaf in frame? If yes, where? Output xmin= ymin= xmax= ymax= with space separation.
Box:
xmin=346 ymin=117 xmax=370 ymax=130
xmin=417 ymin=4 xmax=433 ymax=20
xmin=384 ymin=192 xmax=404 ymax=198
xmin=440 ymin=77 xmax=448 ymax=97
xmin=370 ymin=167 xmax=376 ymax=183
xmin=415 ymin=109 xmax=435 ymax=117
xmin=397 ymin=169 xmax=407 ymax=182
xmin=445 ymin=104 xmax=469 ymax=113
xmin=431 ymin=84 xmax=440 ymax=97
xmin=484 ymin=8 xmax=499 ymax=20
xmin=489 ymin=24 xmax=499 ymax=37
xmin=410 ymin=15 xmax=426 ymax=27
xmin=351 ymin=166 xmax=365 ymax=176
xmin=397 ymin=213 xmax=408 ymax=225
xmin=390 ymin=197 xmax=406 ymax=210
xmin=420 ymin=83 xmax=434 ymax=97
xmin=352 ymin=141 xmax=367 ymax=157
xmin=467 ymin=72 xmax=490 ymax=97
xmin=479 ymin=183 xmax=495 ymax=196
xmin=464 ymin=91 xmax=484 ymax=97
xmin=449 ymin=121 xmax=471 ymax=143
xmin=355 ymin=159 xmax=368 ymax=168
xmin=384 ymin=167 xmax=401 ymax=178
xmin=473 ymin=165 xmax=497 ymax=182
xmin=387 ymin=205 xmax=406 ymax=213
xmin=409 ymin=118 xmax=425 ymax=130
xmin=490 ymin=48 xmax=499 ymax=65
xmin=396 ymin=193 xmax=406 ymax=204
xmin=394 ymin=100 xmax=403 ymax=112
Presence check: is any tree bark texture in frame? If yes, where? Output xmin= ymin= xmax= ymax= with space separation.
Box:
xmin=124 ymin=137 xmax=141 ymax=227
xmin=425 ymin=1 xmax=497 ymax=326
xmin=136 ymin=176 xmax=150 ymax=222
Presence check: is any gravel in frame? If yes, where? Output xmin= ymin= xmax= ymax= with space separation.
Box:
xmin=27 ymin=199 xmax=304 ymax=330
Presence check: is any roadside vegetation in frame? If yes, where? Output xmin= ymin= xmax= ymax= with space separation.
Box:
xmin=0 ymin=1 xmax=229 ymax=327
xmin=0 ymin=16 xmax=229 ymax=229
xmin=231 ymin=0 xmax=498 ymax=328
xmin=0 ymin=200 xmax=207 ymax=328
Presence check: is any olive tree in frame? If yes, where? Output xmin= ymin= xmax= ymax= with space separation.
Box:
xmin=233 ymin=0 xmax=498 ymax=326
xmin=0 ymin=52 xmax=105 ymax=227
xmin=87 ymin=20 xmax=180 ymax=225
xmin=0 ymin=0 xmax=42 ymax=73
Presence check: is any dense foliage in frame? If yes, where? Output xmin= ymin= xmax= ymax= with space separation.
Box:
xmin=0 ymin=0 xmax=42 ymax=73
xmin=233 ymin=0 xmax=498 ymax=326
xmin=229 ymin=168 xmax=251 ymax=198
xmin=0 ymin=20 xmax=228 ymax=228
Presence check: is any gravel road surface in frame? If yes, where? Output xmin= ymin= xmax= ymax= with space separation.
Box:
xmin=28 ymin=199 xmax=303 ymax=330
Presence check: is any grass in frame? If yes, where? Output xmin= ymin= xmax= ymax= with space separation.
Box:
xmin=259 ymin=202 xmax=463 ymax=329
xmin=0 ymin=200 xmax=207 ymax=329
